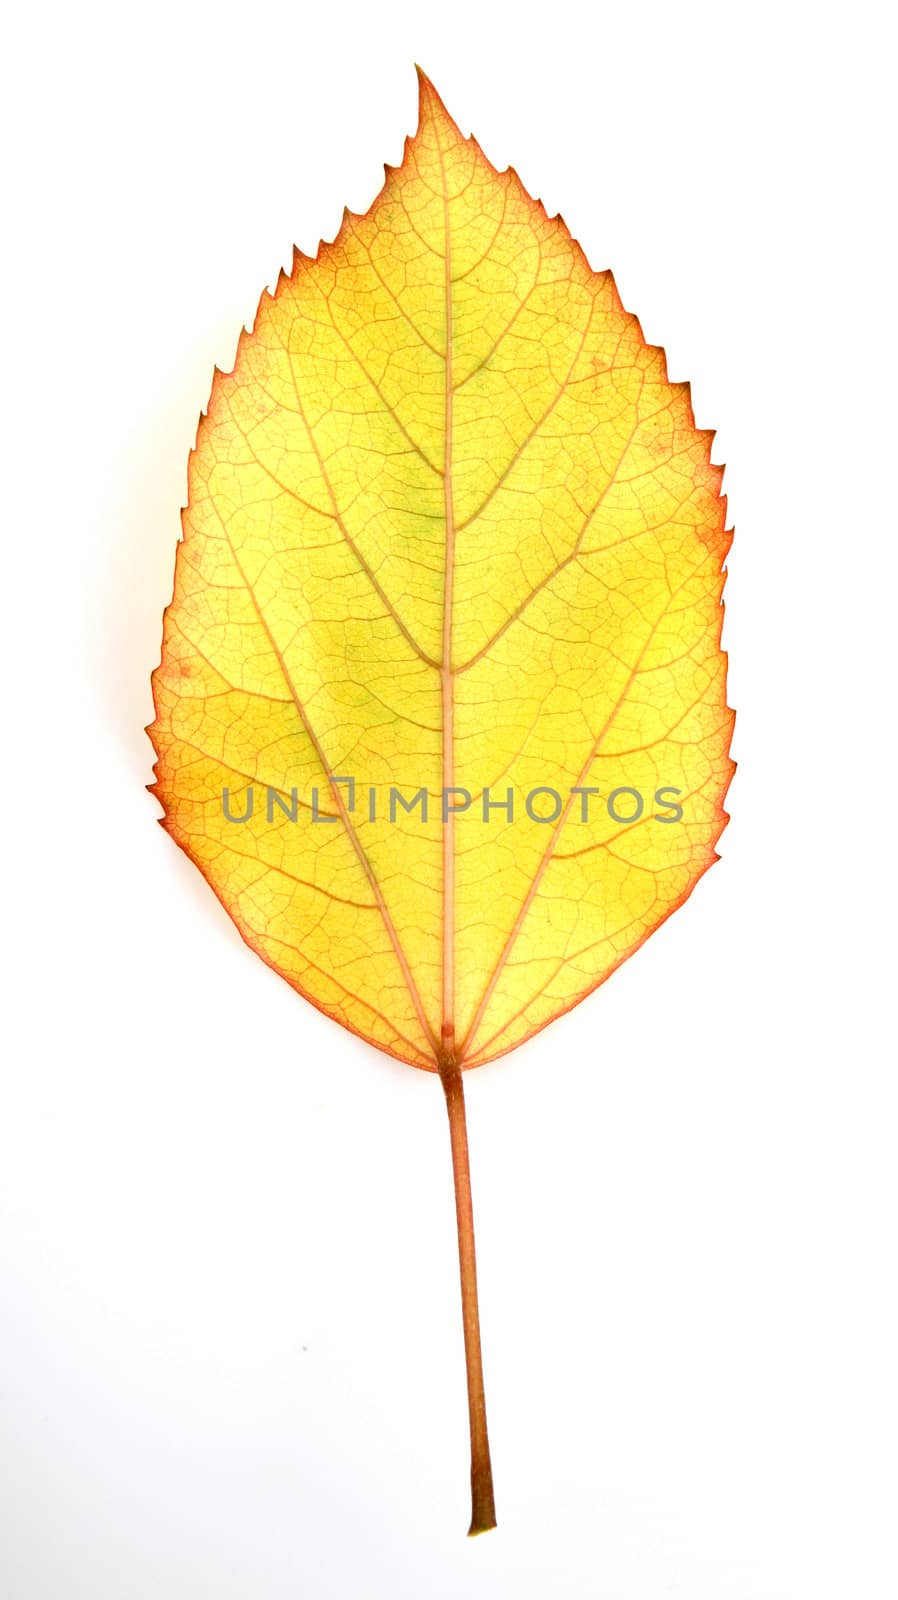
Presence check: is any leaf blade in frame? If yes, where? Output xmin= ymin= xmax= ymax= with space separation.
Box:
xmin=149 ymin=72 xmax=734 ymax=1072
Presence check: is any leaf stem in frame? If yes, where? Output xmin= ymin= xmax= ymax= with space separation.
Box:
xmin=439 ymin=1056 xmax=497 ymax=1536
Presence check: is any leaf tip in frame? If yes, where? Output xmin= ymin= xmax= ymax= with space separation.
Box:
xmin=413 ymin=64 xmax=458 ymax=138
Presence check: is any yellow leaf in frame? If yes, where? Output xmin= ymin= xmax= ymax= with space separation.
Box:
xmin=148 ymin=69 xmax=734 ymax=1533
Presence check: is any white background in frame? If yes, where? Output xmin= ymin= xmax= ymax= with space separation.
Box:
xmin=2 ymin=2 xmax=895 ymax=1596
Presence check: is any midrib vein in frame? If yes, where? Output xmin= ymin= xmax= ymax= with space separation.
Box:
xmin=434 ymin=109 xmax=457 ymax=1062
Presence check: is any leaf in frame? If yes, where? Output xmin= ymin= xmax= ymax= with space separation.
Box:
xmin=148 ymin=69 xmax=734 ymax=1534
